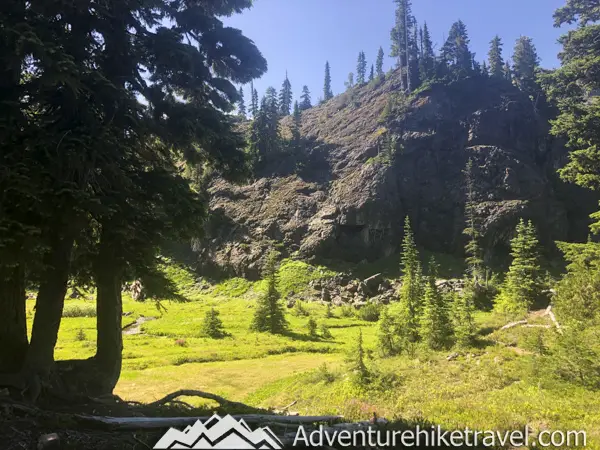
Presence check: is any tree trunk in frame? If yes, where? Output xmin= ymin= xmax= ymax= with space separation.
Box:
xmin=24 ymin=230 xmax=74 ymax=377
xmin=93 ymin=230 xmax=123 ymax=394
xmin=0 ymin=265 xmax=28 ymax=373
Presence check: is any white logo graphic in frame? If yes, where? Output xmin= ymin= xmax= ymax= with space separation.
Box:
xmin=153 ymin=414 xmax=284 ymax=449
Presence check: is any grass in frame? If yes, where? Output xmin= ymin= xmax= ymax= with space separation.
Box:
xmin=25 ymin=259 xmax=600 ymax=449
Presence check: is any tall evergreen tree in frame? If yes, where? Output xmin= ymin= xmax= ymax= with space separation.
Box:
xmin=357 ymin=51 xmax=367 ymax=84
xmin=441 ymin=20 xmax=472 ymax=78
xmin=390 ymin=0 xmax=415 ymax=91
xmin=323 ymin=61 xmax=333 ymax=101
xmin=495 ymin=219 xmax=543 ymax=316
xmin=540 ymin=0 xmax=600 ymax=233
xmin=250 ymin=81 xmax=259 ymax=118
xmin=408 ymin=27 xmax=421 ymax=89
xmin=419 ymin=22 xmax=435 ymax=81
xmin=488 ymin=35 xmax=504 ymax=78
xmin=238 ymin=86 xmax=246 ymax=117
xmin=250 ymin=250 xmax=288 ymax=334
xmin=396 ymin=216 xmax=424 ymax=343
xmin=512 ymin=36 xmax=540 ymax=95
xmin=279 ymin=73 xmax=293 ymax=116
xmin=376 ymin=46 xmax=385 ymax=78
xmin=369 ymin=64 xmax=375 ymax=82
xmin=299 ymin=85 xmax=312 ymax=111
xmin=0 ymin=0 xmax=267 ymax=389
xmin=248 ymin=88 xmax=280 ymax=168
xmin=420 ymin=258 xmax=452 ymax=350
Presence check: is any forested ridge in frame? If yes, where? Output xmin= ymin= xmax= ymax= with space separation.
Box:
xmin=0 ymin=1 xmax=600 ymax=448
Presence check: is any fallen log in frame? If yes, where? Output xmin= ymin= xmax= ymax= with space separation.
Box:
xmin=75 ymin=414 xmax=344 ymax=431
xmin=146 ymin=389 xmax=260 ymax=412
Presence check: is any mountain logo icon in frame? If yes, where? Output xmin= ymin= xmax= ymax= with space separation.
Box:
xmin=153 ymin=414 xmax=284 ymax=449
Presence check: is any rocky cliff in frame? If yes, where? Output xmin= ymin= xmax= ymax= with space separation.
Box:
xmin=197 ymin=70 xmax=597 ymax=279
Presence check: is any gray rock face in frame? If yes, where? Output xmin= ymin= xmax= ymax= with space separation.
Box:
xmin=197 ymin=73 xmax=597 ymax=279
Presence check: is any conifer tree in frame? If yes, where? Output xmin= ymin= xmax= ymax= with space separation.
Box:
xmin=488 ymin=35 xmax=504 ymax=78
xmin=503 ymin=60 xmax=513 ymax=82
xmin=248 ymin=88 xmax=280 ymax=168
xmin=441 ymin=20 xmax=472 ymax=78
xmin=419 ymin=22 xmax=435 ymax=81
xmin=512 ymin=36 xmax=540 ymax=95
xmin=345 ymin=72 xmax=355 ymax=90
xmin=250 ymin=81 xmax=259 ymax=118
xmin=292 ymin=101 xmax=301 ymax=148
xmin=347 ymin=329 xmax=369 ymax=382
xmin=377 ymin=307 xmax=398 ymax=356
xmin=452 ymin=292 xmax=476 ymax=348
xmin=238 ymin=86 xmax=246 ymax=117
xmin=390 ymin=0 xmax=415 ymax=91
xmin=420 ymin=258 xmax=452 ymax=350
xmin=463 ymin=159 xmax=484 ymax=282
xmin=376 ymin=46 xmax=385 ymax=78
xmin=299 ymin=85 xmax=312 ymax=110
xmin=482 ymin=61 xmax=489 ymax=78
xmin=369 ymin=64 xmax=375 ymax=82
xmin=408 ymin=27 xmax=421 ymax=89
xmin=397 ymin=216 xmax=424 ymax=343
xmin=495 ymin=219 xmax=543 ymax=316
xmin=323 ymin=61 xmax=333 ymax=101
xmin=201 ymin=308 xmax=227 ymax=339
xmin=540 ymin=0 xmax=600 ymax=233
xmin=250 ymin=250 xmax=288 ymax=334
xmin=279 ymin=73 xmax=293 ymax=116
xmin=357 ymin=51 xmax=367 ymax=84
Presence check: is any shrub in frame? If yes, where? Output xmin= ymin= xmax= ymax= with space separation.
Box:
xmin=339 ymin=305 xmax=354 ymax=318
xmin=75 ymin=329 xmax=87 ymax=341
xmin=63 ymin=305 xmax=97 ymax=318
xmin=201 ymin=308 xmax=227 ymax=339
xmin=293 ymin=300 xmax=309 ymax=317
xmin=320 ymin=324 xmax=333 ymax=339
xmin=325 ymin=303 xmax=334 ymax=318
xmin=356 ymin=302 xmax=381 ymax=322
xmin=175 ymin=338 xmax=188 ymax=347
xmin=313 ymin=363 xmax=336 ymax=384
xmin=377 ymin=307 xmax=399 ymax=357
xmin=307 ymin=317 xmax=318 ymax=338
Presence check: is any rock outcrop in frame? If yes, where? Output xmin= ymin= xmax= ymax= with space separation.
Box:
xmin=197 ymin=71 xmax=597 ymax=279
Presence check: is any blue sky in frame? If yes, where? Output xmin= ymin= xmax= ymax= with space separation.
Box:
xmin=224 ymin=0 xmax=570 ymax=106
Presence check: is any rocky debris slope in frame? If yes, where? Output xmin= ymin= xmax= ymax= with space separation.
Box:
xmin=197 ymin=71 xmax=597 ymax=279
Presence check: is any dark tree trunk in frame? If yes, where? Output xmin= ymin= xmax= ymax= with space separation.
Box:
xmin=24 ymin=230 xmax=74 ymax=377
xmin=0 ymin=265 xmax=28 ymax=373
xmin=92 ymin=230 xmax=123 ymax=394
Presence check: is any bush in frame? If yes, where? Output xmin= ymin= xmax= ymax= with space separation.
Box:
xmin=312 ymin=363 xmax=336 ymax=384
xmin=75 ymin=329 xmax=87 ymax=341
xmin=307 ymin=317 xmax=318 ymax=338
xmin=339 ymin=305 xmax=354 ymax=318
xmin=293 ymin=300 xmax=309 ymax=317
xmin=175 ymin=338 xmax=188 ymax=347
xmin=201 ymin=308 xmax=227 ymax=339
xmin=63 ymin=305 xmax=97 ymax=318
xmin=356 ymin=302 xmax=381 ymax=322
xmin=325 ymin=303 xmax=334 ymax=318
xmin=320 ymin=324 xmax=333 ymax=339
